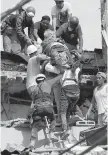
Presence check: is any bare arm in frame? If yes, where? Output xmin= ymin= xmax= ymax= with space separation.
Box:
xmin=56 ymin=25 xmax=64 ymax=38
xmin=52 ymin=16 xmax=57 ymax=32
xmin=28 ymin=21 xmax=34 ymax=41
xmin=86 ymin=95 xmax=96 ymax=119
xmin=67 ymin=3 xmax=72 ymax=17
xmin=78 ymin=35 xmax=83 ymax=50
xmin=36 ymin=54 xmax=50 ymax=62
xmin=16 ymin=16 xmax=27 ymax=42
xmin=28 ymin=54 xmax=50 ymax=77
xmin=33 ymin=22 xmax=42 ymax=44
xmin=34 ymin=29 xmax=40 ymax=41
xmin=78 ymin=25 xmax=83 ymax=51
xmin=48 ymin=74 xmax=63 ymax=86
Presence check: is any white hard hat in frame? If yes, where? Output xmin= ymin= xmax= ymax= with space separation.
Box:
xmin=26 ymin=6 xmax=35 ymax=18
xmin=27 ymin=45 xmax=37 ymax=56
xmin=35 ymin=74 xmax=46 ymax=82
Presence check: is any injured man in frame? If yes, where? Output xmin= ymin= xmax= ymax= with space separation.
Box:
xmin=26 ymin=45 xmax=63 ymax=148
xmin=45 ymin=60 xmax=81 ymax=140
xmin=42 ymin=30 xmax=81 ymax=139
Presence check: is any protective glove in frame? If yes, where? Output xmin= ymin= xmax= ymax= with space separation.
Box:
xmin=26 ymin=38 xmax=32 ymax=46
xmin=37 ymin=37 xmax=42 ymax=45
xmin=78 ymin=49 xmax=83 ymax=54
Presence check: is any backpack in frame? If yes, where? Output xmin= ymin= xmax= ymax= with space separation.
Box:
xmin=61 ymin=69 xmax=80 ymax=99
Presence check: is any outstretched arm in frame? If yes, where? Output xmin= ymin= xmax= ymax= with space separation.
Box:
xmin=52 ymin=16 xmax=57 ymax=32
xmin=27 ymin=54 xmax=50 ymax=78
xmin=48 ymin=74 xmax=63 ymax=86
xmin=56 ymin=25 xmax=64 ymax=38
xmin=16 ymin=15 xmax=30 ymax=44
xmin=51 ymin=7 xmax=57 ymax=32
xmin=86 ymin=95 xmax=96 ymax=119
xmin=36 ymin=54 xmax=50 ymax=62
xmin=78 ymin=25 xmax=83 ymax=53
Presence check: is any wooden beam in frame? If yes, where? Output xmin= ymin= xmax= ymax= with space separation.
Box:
xmin=1 ymin=0 xmax=33 ymax=21
xmin=101 ymin=30 xmax=108 ymax=47
xmin=100 ymin=0 xmax=108 ymax=65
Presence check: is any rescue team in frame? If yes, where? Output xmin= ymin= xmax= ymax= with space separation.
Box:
xmin=1 ymin=0 xmax=107 ymax=149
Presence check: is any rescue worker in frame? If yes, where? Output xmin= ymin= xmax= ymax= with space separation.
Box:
xmin=34 ymin=15 xmax=54 ymax=43
xmin=1 ymin=13 xmax=21 ymax=53
xmin=86 ymin=72 xmax=108 ymax=126
xmin=42 ymin=29 xmax=72 ymax=124
xmin=56 ymin=16 xmax=83 ymax=54
xmin=16 ymin=6 xmax=37 ymax=53
xmin=1 ymin=6 xmax=36 ymax=54
xmin=26 ymin=45 xmax=44 ymax=99
xmin=51 ymin=0 xmax=72 ymax=31
xmin=26 ymin=46 xmax=63 ymax=148
xmin=44 ymin=52 xmax=81 ymax=140
xmin=16 ymin=7 xmax=25 ymax=15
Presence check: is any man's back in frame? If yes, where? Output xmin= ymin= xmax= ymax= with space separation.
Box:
xmin=36 ymin=81 xmax=52 ymax=95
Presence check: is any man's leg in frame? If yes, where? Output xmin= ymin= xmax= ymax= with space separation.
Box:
xmin=98 ymin=113 xmax=104 ymax=126
xmin=3 ymin=34 xmax=12 ymax=53
xmin=11 ymin=29 xmax=21 ymax=54
xmin=43 ymin=105 xmax=58 ymax=142
xmin=60 ymin=88 xmax=69 ymax=130
xmin=60 ymin=89 xmax=70 ymax=140
xmin=52 ymin=83 xmax=61 ymax=123
xmin=29 ymin=123 xmax=38 ymax=148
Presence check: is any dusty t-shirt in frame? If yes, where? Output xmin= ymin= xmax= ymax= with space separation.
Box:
xmin=94 ymin=84 xmax=108 ymax=115
xmin=56 ymin=23 xmax=82 ymax=45
xmin=51 ymin=2 xmax=72 ymax=28
xmin=34 ymin=21 xmax=53 ymax=40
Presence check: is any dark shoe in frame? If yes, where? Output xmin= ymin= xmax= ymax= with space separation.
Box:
xmin=61 ymin=130 xmax=70 ymax=140
xmin=50 ymin=132 xmax=59 ymax=142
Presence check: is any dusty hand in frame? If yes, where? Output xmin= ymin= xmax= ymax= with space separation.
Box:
xmin=36 ymin=54 xmax=50 ymax=61
xmin=37 ymin=37 xmax=42 ymax=45
xmin=85 ymin=111 xmax=90 ymax=120
xmin=26 ymin=38 xmax=32 ymax=45
xmin=78 ymin=49 xmax=83 ymax=54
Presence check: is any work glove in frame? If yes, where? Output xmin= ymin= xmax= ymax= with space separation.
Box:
xmin=37 ymin=37 xmax=42 ymax=45
xmin=78 ymin=49 xmax=83 ymax=54
xmin=26 ymin=38 xmax=32 ymax=46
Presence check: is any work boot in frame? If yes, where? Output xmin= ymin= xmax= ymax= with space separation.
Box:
xmin=61 ymin=129 xmax=70 ymax=140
